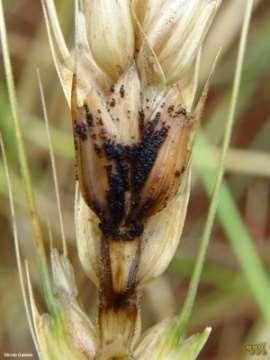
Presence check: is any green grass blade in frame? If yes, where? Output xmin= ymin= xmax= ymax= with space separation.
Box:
xmin=175 ymin=0 xmax=258 ymax=336
xmin=0 ymin=137 xmax=40 ymax=355
xmin=0 ymin=0 xmax=57 ymax=315
xmin=199 ymin=156 xmax=270 ymax=323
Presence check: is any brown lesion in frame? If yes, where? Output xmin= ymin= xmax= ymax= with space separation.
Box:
xmin=72 ymin=86 xmax=193 ymax=242
xmin=98 ymin=233 xmax=141 ymax=351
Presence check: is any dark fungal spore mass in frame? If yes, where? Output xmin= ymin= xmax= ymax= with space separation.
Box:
xmin=138 ymin=109 xmax=145 ymax=133
xmin=74 ymin=122 xmax=88 ymax=141
xmin=120 ymin=85 xmax=125 ymax=98
xmin=97 ymin=115 xmax=169 ymax=241
xmin=83 ymin=103 xmax=93 ymax=127
xmin=110 ymin=98 xmax=116 ymax=107
xmin=131 ymin=116 xmax=168 ymax=193
xmin=74 ymin=100 xmax=188 ymax=241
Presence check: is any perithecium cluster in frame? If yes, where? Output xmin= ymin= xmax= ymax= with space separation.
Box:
xmin=30 ymin=0 xmax=222 ymax=359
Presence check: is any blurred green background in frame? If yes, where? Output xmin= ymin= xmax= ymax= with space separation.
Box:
xmin=0 ymin=0 xmax=270 ymax=359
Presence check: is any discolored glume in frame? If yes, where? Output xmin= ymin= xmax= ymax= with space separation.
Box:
xmin=73 ymin=99 xmax=192 ymax=241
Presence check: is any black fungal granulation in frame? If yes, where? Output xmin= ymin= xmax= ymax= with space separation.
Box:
xmin=175 ymin=107 xmax=187 ymax=117
xmin=168 ymin=105 xmax=175 ymax=114
xmin=131 ymin=117 xmax=168 ymax=193
xmin=99 ymin=158 xmax=144 ymax=241
xmin=138 ymin=110 xmax=145 ymax=132
xmin=97 ymin=118 xmax=104 ymax=126
xmin=103 ymin=140 xmax=126 ymax=160
xmin=120 ymin=85 xmax=125 ymax=98
xmin=96 ymin=116 xmax=169 ymax=241
xmin=83 ymin=103 xmax=93 ymax=127
xmin=110 ymin=98 xmax=116 ymax=107
xmin=106 ymin=164 xmax=127 ymax=225
xmin=74 ymin=122 xmax=88 ymax=141
xmin=74 ymin=98 xmax=188 ymax=242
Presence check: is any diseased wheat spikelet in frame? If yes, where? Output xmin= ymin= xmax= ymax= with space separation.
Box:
xmin=15 ymin=1 xmax=222 ymax=359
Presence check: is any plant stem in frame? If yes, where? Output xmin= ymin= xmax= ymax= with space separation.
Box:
xmin=175 ymin=0 xmax=257 ymax=336
xmin=0 ymin=0 xmax=57 ymax=315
